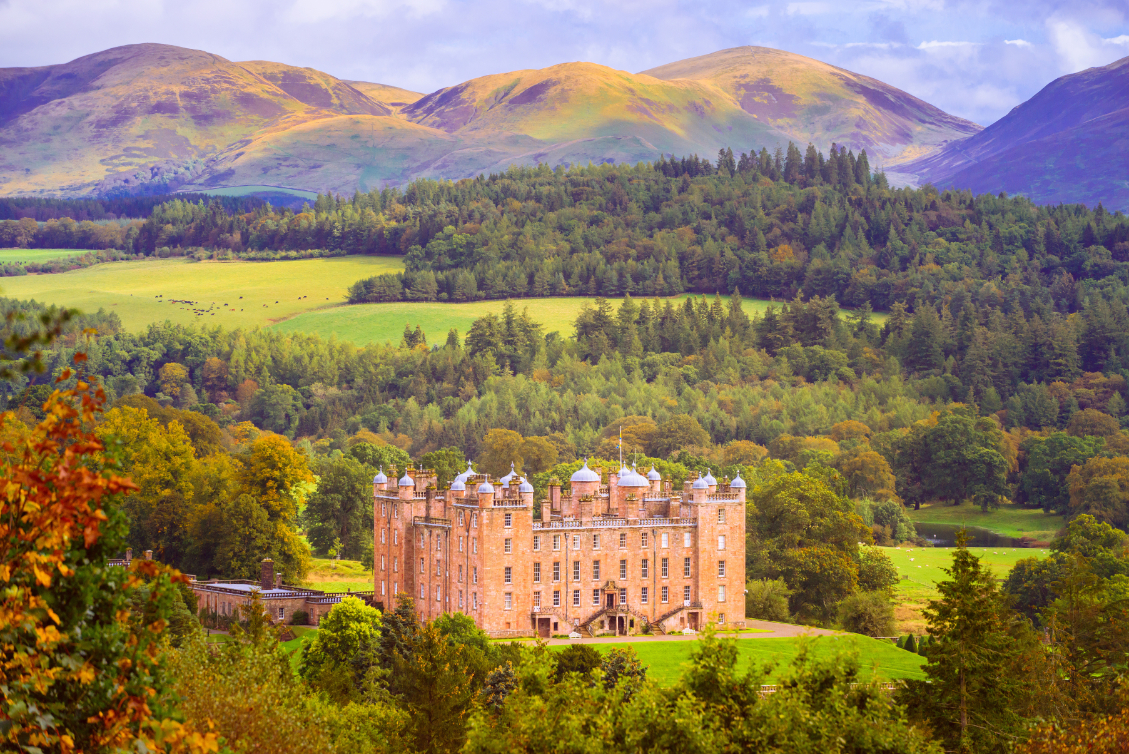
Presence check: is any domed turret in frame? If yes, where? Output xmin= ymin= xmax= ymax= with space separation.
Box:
xmin=519 ymin=477 xmax=534 ymax=494
xmin=619 ymin=463 xmax=649 ymax=488
xmin=646 ymin=465 xmax=661 ymax=481
xmin=499 ymin=462 xmax=518 ymax=486
xmin=373 ymin=467 xmax=387 ymax=484
xmin=398 ymin=471 xmax=414 ymax=487
xmin=692 ymin=473 xmax=709 ymax=489
xmin=703 ymin=469 xmax=717 ymax=486
xmin=570 ymin=460 xmax=601 ymax=483
xmin=729 ymin=473 xmax=746 ymax=489
xmin=453 ymin=461 xmax=474 ymax=484
xmin=477 ymin=479 xmax=496 ymax=494
xmin=450 ymin=478 xmax=466 ymax=492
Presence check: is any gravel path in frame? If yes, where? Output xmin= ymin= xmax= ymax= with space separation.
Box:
xmin=542 ymin=620 xmax=840 ymax=645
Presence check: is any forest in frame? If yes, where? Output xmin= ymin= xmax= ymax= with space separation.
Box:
xmin=4 ymin=147 xmax=1129 ymax=751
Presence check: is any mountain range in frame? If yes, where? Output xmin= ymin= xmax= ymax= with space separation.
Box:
xmin=0 ymin=43 xmax=1124 ymax=209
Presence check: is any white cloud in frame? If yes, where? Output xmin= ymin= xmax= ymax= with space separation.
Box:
xmin=1105 ymin=34 xmax=1129 ymax=46
xmin=786 ymin=2 xmax=833 ymax=16
xmin=284 ymin=0 xmax=445 ymax=24
xmin=1045 ymin=17 xmax=1128 ymax=72
xmin=1004 ymin=38 xmax=1031 ymax=47
xmin=744 ymin=5 xmax=770 ymax=17
xmin=845 ymin=41 xmax=902 ymax=48
xmin=916 ymin=40 xmax=979 ymax=49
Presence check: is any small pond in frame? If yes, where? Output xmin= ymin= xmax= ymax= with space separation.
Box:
xmin=912 ymin=522 xmax=1026 ymax=548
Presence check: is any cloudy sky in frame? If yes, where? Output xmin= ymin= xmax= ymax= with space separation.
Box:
xmin=1 ymin=0 xmax=1127 ymax=125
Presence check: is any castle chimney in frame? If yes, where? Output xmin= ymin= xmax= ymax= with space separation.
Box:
xmin=125 ymin=548 xmax=133 ymax=563
xmin=275 ymin=571 xmax=283 ymax=590
xmin=549 ymin=479 xmax=561 ymax=512
xmin=143 ymin=549 xmax=153 ymax=561
xmin=261 ymin=558 xmax=274 ymax=591
xmin=425 ymin=486 xmax=435 ymax=518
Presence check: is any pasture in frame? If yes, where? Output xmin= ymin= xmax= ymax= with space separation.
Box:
xmin=906 ymin=502 xmax=1065 ymax=542
xmin=883 ymin=544 xmax=1048 ymax=633
xmin=0 ymin=256 xmax=402 ymax=331
xmin=0 ymin=248 xmax=93 ymax=264
xmin=0 ymin=252 xmax=886 ymax=344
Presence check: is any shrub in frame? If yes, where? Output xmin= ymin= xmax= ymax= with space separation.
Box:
xmin=291 ymin=610 xmax=309 ymax=625
xmin=745 ymin=578 xmax=792 ymax=622
xmin=837 ymin=591 xmax=895 ymax=636
xmin=555 ymin=644 xmax=603 ymax=680
xmin=904 ymin=634 xmax=919 ymax=653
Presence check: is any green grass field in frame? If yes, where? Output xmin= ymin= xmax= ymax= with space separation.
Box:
xmin=0 ymin=248 xmax=93 ymax=263
xmin=0 ymin=256 xmax=402 ymax=331
xmin=907 ymin=502 xmax=1065 ymax=542
xmin=186 ymin=185 xmax=318 ymax=199
xmin=554 ymin=635 xmax=925 ymax=686
xmin=306 ymin=557 xmax=374 ymax=594
xmin=1 ymin=253 xmax=886 ymax=345
xmin=884 ymin=544 xmax=1048 ymax=633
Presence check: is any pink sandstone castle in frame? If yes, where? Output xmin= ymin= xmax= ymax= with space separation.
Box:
xmin=374 ymin=461 xmax=747 ymax=638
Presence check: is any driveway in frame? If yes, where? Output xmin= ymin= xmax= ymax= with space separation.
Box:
xmin=543 ymin=619 xmax=840 ymax=645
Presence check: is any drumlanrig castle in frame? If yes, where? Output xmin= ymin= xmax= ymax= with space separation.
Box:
xmin=373 ymin=461 xmax=747 ymax=638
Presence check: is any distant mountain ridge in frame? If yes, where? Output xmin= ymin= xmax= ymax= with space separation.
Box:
xmin=0 ymin=42 xmax=1024 ymax=202
xmin=904 ymin=55 xmax=1129 ymax=209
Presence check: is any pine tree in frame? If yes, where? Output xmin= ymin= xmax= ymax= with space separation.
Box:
xmin=902 ymin=532 xmax=1036 ymax=753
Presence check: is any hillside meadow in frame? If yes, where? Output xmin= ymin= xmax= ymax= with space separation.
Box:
xmin=0 ymin=253 xmax=883 ymax=343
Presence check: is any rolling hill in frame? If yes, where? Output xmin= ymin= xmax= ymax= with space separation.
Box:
xmin=903 ymin=55 xmax=1129 ymax=208
xmin=0 ymin=43 xmax=982 ymax=198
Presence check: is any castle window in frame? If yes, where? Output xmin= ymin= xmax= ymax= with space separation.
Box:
xmin=473 ymin=538 xmax=477 ymax=554
xmin=436 ymin=586 xmax=441 ymax=602
xmin=278 ymin=607 xmax=285 ymax=619
xmin=553 ymin=590 xmax=560 ymax=608
xmin=641 ymin=559 xmax=649 ymax=578
xmin=381 ymin=580 xmax=386 ymax=596
xmin=394 ymin=530 xmax=398 ymax=545
xmin=718 ymin=560 xmax=726 ymax=578
xmin=534 ymin=592 xmax=541 ymax=608
xmin=619 ymin=559 xmax=627 ymax=580
xmin=504 ymin=593 xmax=512 ymax=610
xmin=419 ymin=533 xmax=424 ymax=546
xmin=661 ymin=532 xmax=669 ymax=548
xmin=592 ymin=589 xmax=600 ymax=606
xmin=592 ymin=534 xmax=600 ymax=550
xmin=473 ymin=567 xmax=478 ymax=584
xmin=619 ymin=588 xmax=626 ymax=605
xmin=459 ymin=536 xmax=463 ymax=552
xmin=459 ymin=565 xmax=463 ymax=581
xmin=393 ymin=557 xmax=398 ymax=572
xmin=718 ymin=585 xmax=726 ymax=602
xmin=472 ymin=513 xmax=477 ymax=528
xmin=573 ymin=590 xmax=581 ymax=607
xmin=718 ymin=508 xmax=726 ymax=523
xmin=718 ymin=535 xmax=726 ymax=551
xmin=420 ymin=584 xmax=425 ymax=599
xmin=553 ymin=534 xmax=562 ymax=551
xmin=683 ymin=585 xmax=691 ymax=603
xmin=458 ymin=510 xmax=464 ymax=526
xmin=619 ymin=533 xmax=626 ymax=549
xmin=419 ymin=558 xmax=424 ymax=574
xmin=552 ymin=562 xmax=560 ymax=582
xmin=382 ymin=503 xmax=386 ymax=516
xmin=473 ymin=592 xmax=477 ymax=609
xmin=661 ymin=558 xmax=669 ymax=578
xmin=381 ymin=530 xmax=385 ymax=544
xmin=572 ymin=534 xmax=580 ymax=550
xmin=504 ymin=538 xmax=512 ymax=554
xmin=641 ymin=532 xmax=648 ymax=547
xmin=641 ymin=587 xmax=648 ymax=604
xmin=504 ymin=566 xmax=512 ymax=585
xmin=394 ymin=581 xmax=398 ymax=594
xmin=684 ymin=557 xmax=691 ymax=578
xmin=459 ymin=590 xmax=463 ymax=609
xmin=533 ymin=535 xmax=541 ymax=551
xmin=572 ymin=561 xmax=580 ymax=581
xmin=683 ymin=532 xmax=691 ymax=548
xmin=437 ymin=534 xmax=442 ymax=551
xmin=718 ymin=612 xmax=725 ymax=624
xmin=504 ymin=513 xmax=513 ymax=528
xmin=436 ymin=560 xmax=441 ymax=576
xmin=592 ymin=560 xmax=600 ymax=580
xmin=381 ymin=555 xmax=385 ymax=571
xmin=533 ymin=562 xmax=541 ymax=583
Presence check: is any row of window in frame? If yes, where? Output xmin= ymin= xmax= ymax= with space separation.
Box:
xmin=526 ymin=558 xmax=728 ymax=582
xmin=522 ymin=584 xmax=729 ymax=609
xmin=379 ymin=580 xmax=482 ymax=613
xmin=380 ymin=526 xmax=727 ymax=556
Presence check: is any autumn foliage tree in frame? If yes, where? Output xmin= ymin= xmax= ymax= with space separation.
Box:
xmin=0 ymin=369 xmax=218 ymax=752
